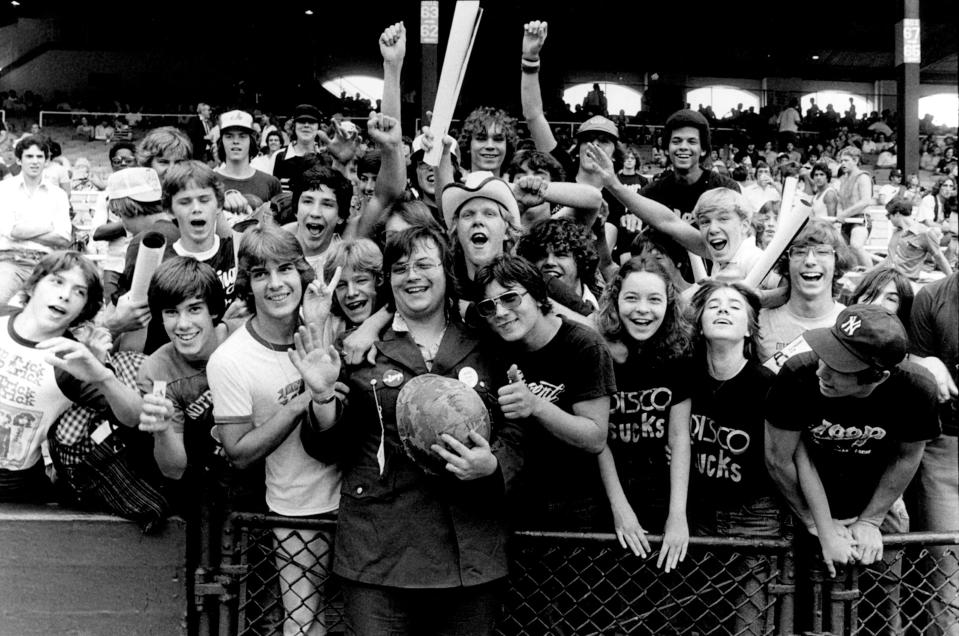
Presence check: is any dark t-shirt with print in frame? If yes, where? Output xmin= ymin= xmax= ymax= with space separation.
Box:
xmin=766 ymin=351 xmax=940 ymax=519
xmin=607 ymin=353 xmax=692 ymax=530
xmin=218 ymin=170 xmax=282 ymax=206
xmin=506 ymin=317 xmax=616 ymax=529
xmin=689 ymin=360 xmax=776 ymax=512
xmin=640 ymin=169 xmax=740 ymax=282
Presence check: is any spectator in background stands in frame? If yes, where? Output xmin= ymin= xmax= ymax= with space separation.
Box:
xmin=187 ymin=102 xmax=215 ymax=163
xmin=136 ymin=126 xmax=193 ymax=178
xmin=883 ymin=197 xmax=952 ymax=281
xmin=213 ymin=110 xmax=281 ymax=220
xmin=271 ymin=104 xmax=322 ymax=193
xmin=836 ymin=146 xmax=875 ymax=269
xmin=90 ymin=141 xmax=138 ymax=302
xmin=250 ymin=130 xmax=284 ymax=174
xmin=0 ymin=136 xmax=72 ymax=306
xmin=75 ymin=117 xmax=94 ymax=141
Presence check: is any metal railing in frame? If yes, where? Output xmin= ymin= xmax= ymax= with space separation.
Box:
xmin=207 ymin=512 xmax=959 ymax=636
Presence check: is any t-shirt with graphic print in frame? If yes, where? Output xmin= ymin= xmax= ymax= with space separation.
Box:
xmin=504 ymin=317 xmax=616 ymax=528
xmin=0 ymin=309 xmax=108 ymax=476
xmin=607 ymin=353 xmax=692 ymax=530
xmin=689 ymin=360 xmax=776 ymax=512
xmin=766 ymin=351 xmax=940 ymax=519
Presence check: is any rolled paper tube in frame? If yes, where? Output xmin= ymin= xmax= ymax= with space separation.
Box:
xmin=128 ymin=231 xmax=166 ymax=304
xmin=232 ymin=229 xmax=244 ymax=271
xmin=743 ymin=177 xmax=810 ymax=289
xmin=688 ymin=252 xmax=709 ymax=283
xmin=423 ymin=1 xmax=483 ymax=167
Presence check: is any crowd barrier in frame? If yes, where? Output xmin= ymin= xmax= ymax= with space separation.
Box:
xmin=200 ymin=511 xmax=959 ymax=636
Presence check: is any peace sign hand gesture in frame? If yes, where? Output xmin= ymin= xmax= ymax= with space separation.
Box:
xmin=302 ymin=265 xmax=342 ymax=329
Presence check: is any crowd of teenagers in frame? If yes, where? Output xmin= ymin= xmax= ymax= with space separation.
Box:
xmin=0 ymin=19 xmax=956 ymax=636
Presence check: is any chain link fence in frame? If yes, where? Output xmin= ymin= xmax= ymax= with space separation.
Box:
xmin=208 ymin=514 xmax=958 ymax=636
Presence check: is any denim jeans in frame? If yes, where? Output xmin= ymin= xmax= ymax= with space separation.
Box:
xmin=340 ymin=578 xmax=502 ymax=636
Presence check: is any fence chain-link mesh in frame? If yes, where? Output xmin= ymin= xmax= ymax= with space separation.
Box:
xmin=498 ymin=532 xmax=790 ymax=636
xmin=841 ymin=535 xmax=959 ymax=636
xmin=221 ymin=513 xmax=344 ymax=636
xmin=214 ymin=516 xmax=958 ymax=636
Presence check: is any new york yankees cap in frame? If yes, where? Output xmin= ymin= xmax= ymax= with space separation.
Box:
xmin=804 ymin=304 xmax=907 ymax=373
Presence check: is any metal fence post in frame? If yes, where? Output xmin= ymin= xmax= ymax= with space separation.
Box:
xmin=774 ymin=544 xmax=797 ymax=636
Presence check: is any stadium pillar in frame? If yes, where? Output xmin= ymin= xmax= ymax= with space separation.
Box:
xmin=420 ymin=1 xmax=439 ymax=128
xmin=895 ymin=0 xmax=920 ymax=176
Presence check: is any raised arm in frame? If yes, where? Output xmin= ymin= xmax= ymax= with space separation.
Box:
xmin=583 ymin=142 xmax=707 ymax=256
xmin=379 ymin=21 xmax=405 ymax=121
xmin=355 ymin=113 xmax=406 ymax=239
xmin=520 ymin=21 xmax=557 ymax=153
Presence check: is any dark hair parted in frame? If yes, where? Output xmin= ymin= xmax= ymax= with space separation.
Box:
xmin=688 ymin=279 xmax=762 ymax=362
xmin=382 ymin=224 xmax=460 ymax=312
xmin=147 ymin=256 xmax=226 ymax=325
xmin=473 ymin=254 xmax=552 ymax=315
xmin=516 ymin=218 xmax=599 ymax=294
xmin=162 ymin=160 xmax=225 ymax=210
xmin=596 ymin=255 xmax=692 ymax=361
xmin=22 ymin=251 xmax=102 ymax=326
xmin=216 ymin=128 xmax=259 ymax=162
xmin=291 ymin=164 xmax=353 ymax=224
xmin=234 ymin=225 xmax=315 ymax=315
xmin=14 ymin=135 xmax=48 ymax=159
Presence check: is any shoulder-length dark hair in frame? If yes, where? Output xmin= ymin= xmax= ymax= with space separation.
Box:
xmin=382 ymin=224 xmax=459 ymax=313
xmin=596 ymin=255 xmax=692 ymax=361
xmin=687 ymin=279 xmax=762 ymax=362
xmin=849 ymin=265 xmax=914 ymax=337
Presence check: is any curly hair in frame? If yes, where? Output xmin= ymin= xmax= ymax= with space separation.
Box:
xmin=596 ymin=255 xmax=692 ymax=362
xmin=687 ymin=279 xmax=762 ymax=362
xmin=516 ymin=218 xmax=599 ymax=295
xmin=458 ymin=106 xmax=518 ymax=172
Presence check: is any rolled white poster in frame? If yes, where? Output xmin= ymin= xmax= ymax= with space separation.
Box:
xmin=129 ymin=231 xmax=166 ymax=303
xmin=688 ymin=251 xmax=709 ymax=283
xmin=232 ymin=229 xmax=244 ymax=271
xmin=423 ymin=1 xmax=483 ymax=167
xmin=743 ymin=176 xmax=810 ymax=288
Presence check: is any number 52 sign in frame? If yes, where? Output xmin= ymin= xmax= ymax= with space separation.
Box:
xmin=896 ymin=18 xmax=921 ymax=65
xmin=421 ymin=1 xmax=439 ymax=44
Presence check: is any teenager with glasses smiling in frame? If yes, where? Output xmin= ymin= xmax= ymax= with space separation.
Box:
xmin=298 ymin=225 xmax=524 ymax=635
xmin=757 ymin=219 xmax=854 ymax=373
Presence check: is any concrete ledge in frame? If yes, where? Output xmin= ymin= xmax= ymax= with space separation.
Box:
xmin=0 ymin=503 xmax=187 ymax=636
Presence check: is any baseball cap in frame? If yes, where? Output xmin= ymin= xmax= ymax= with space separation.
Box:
xmin=106 ymin=167 xmax=162 ymax=203
xmin=576 ymin=116 xmax=619 ymax=140
xmin=219 ymin=110 xmax=255 ymax=133
xmin=441 ymin=171 xmax=520 ymax=228
xmin=293 ymin=104 xmax=320 ymax=123
xmin=804 ymin=304 xmax=907 ymax=373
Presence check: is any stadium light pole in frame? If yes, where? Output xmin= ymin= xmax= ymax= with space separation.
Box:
xmin=895 ymin=0 xmax=920 ymax=176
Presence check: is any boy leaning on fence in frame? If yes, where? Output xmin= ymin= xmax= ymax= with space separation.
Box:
xmin=764 ymin=304 xmax=939 ymax=632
